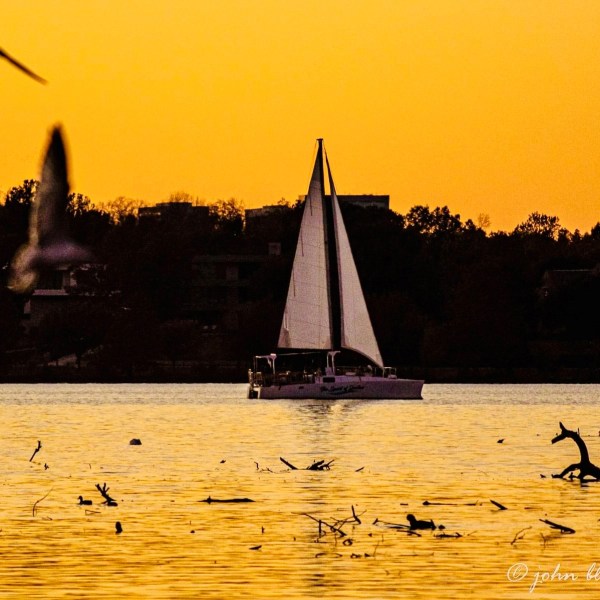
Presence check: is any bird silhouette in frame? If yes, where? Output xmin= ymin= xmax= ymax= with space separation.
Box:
xmin=0 ymin=47 xmax=46 ymax=84
xmin=8 ymin=127 xmax=93 ymax=294
xmin=406 ymin=513 xmax=436 ymax=530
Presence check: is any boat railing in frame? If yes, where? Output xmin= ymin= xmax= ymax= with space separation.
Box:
xmin=333 ymin=365 xmax=375 ymax=377
xmin=250 ymin=369 xmax=318 ymax=387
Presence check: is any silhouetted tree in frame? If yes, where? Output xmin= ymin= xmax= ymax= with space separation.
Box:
xmin=513 ymin=212 xmax=564 ymax=240
xmin=209 ymin=198 xmax=244 ymax=237
xmin=405 ymin=205 xmax=466 ymax=236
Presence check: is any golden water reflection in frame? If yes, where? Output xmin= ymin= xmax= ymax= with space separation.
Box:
xmin=0 ymin=384 xmax=599 ymax=598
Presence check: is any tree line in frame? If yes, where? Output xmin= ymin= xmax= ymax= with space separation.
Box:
xmin=2 ymin=179 xmax=600 ymax=381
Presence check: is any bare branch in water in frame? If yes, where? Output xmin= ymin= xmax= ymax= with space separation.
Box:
xmin=307 ymin=459 xmax=334 ymax=470
xmin=280 ymin=457 xmax=298 ymax=469
xmin=551 ymin=422 xmax=600 ymax=481
xmin=0 ymin=48 xmax=47 ymax=84
xmin=280 ymin=457 xmax=334 ymax=471
xmin=32 ymin=488 xmax=52 ymax=517
xmin=29 ymin=441 xmax=42 ymax=462
xmin=95 ymin=483 xmax=118 ymax=506
xmin=510 ymin=526 xmax=532 ymax=545
xmin=302 ymin=512 xmax=347 ymax=537
xmin=539 ymin=518 xmax=575 ymax=534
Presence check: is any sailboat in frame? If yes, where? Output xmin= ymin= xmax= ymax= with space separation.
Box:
xmin=248 ymin=140 xmax=424 ymax=400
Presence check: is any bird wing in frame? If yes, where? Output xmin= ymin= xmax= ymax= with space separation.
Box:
xmin=0 ymin=47 xmax=47 ymax=84
xmin=31 ymin=126 xmax=70 ymax=247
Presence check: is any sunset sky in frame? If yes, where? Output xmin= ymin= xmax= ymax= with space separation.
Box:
xmin=2 ymin=0 xmax=600 ymax=232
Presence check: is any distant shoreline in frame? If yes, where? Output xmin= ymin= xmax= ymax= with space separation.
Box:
xmin=2 ymin=364 xmax=600 ymax=384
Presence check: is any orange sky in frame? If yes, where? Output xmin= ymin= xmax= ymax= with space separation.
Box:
xmin=2 ymin=0 xmax=600 ymax=232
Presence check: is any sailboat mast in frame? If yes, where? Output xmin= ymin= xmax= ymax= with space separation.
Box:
xmin=319 ymin=139 xmax=342 ymax=350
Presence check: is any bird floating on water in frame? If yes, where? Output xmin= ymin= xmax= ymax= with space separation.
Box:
xmin=0 ymin=47 xmax=46 ymax=84
xmin=8 ymin=126 xmax=93 ymax=294
xmin=406 ymin=513 xmax=436 ymax=530
xmin=78 ymin=496 xmax=93 ymax=506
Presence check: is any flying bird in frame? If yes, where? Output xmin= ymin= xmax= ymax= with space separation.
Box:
xmin=8 ymin=127 xmax=93 ymax=294
xmin=0 ymin=47 xmax=47 ymax=84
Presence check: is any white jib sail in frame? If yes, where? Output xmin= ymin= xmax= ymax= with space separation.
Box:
xmin=278 ymin=147 xmax=332 ymax=349
xmin=329 ymin=165 xmax=384 ymax=368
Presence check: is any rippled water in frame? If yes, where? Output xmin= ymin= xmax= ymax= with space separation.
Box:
xmin=1 ymin=383 xmax=600 ymax=598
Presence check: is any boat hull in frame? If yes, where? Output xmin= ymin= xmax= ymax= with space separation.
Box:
xmin=251 ymin=377 xmax=424 ymax=400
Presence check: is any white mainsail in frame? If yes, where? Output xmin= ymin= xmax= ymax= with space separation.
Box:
xmin=278 ymin=140 xmax=383 ymax=368
xmin=278 ymin=144 xmax=331 ymax=349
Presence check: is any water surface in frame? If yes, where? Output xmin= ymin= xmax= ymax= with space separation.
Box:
xmin=0 ymin=383 xmax=599 ymax=599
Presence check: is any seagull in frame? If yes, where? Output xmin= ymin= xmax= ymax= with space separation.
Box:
xmin=8 ymin=126 xmax=93 ymax=294
xmin=0 ymin=47 xmax=46 ymax=84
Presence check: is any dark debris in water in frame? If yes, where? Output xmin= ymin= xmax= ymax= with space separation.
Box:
xmin=200 ymin=496 xmax=255 ymax=504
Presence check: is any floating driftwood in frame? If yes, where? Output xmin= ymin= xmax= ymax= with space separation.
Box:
xmin=540 ymin=518 xmax=575 ymax=534
xmin=280 ymin=457 xmax=334 ymax=471
xmin=96 ymin=483 xmax=118 ymax=506
xmin=200 ymin=496 xmax=254 ymax=504
xmin=551 ymin=422 xmax=600 ymax=481
xmin=372 ymin=518 xmax=421 ymax=536
xmin=490 ymin=499 xmax=507 ymax=510
xmin=29 ymin=440 xmax=42 ymax=462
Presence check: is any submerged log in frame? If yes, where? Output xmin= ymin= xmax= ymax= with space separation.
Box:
xmin=540 ymin=518 xmax=575 ymax=534
xmin=200 ymin=496 xmax=254 ymax=503
xmin=551 ymin=422 xmax=600 ymax=481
